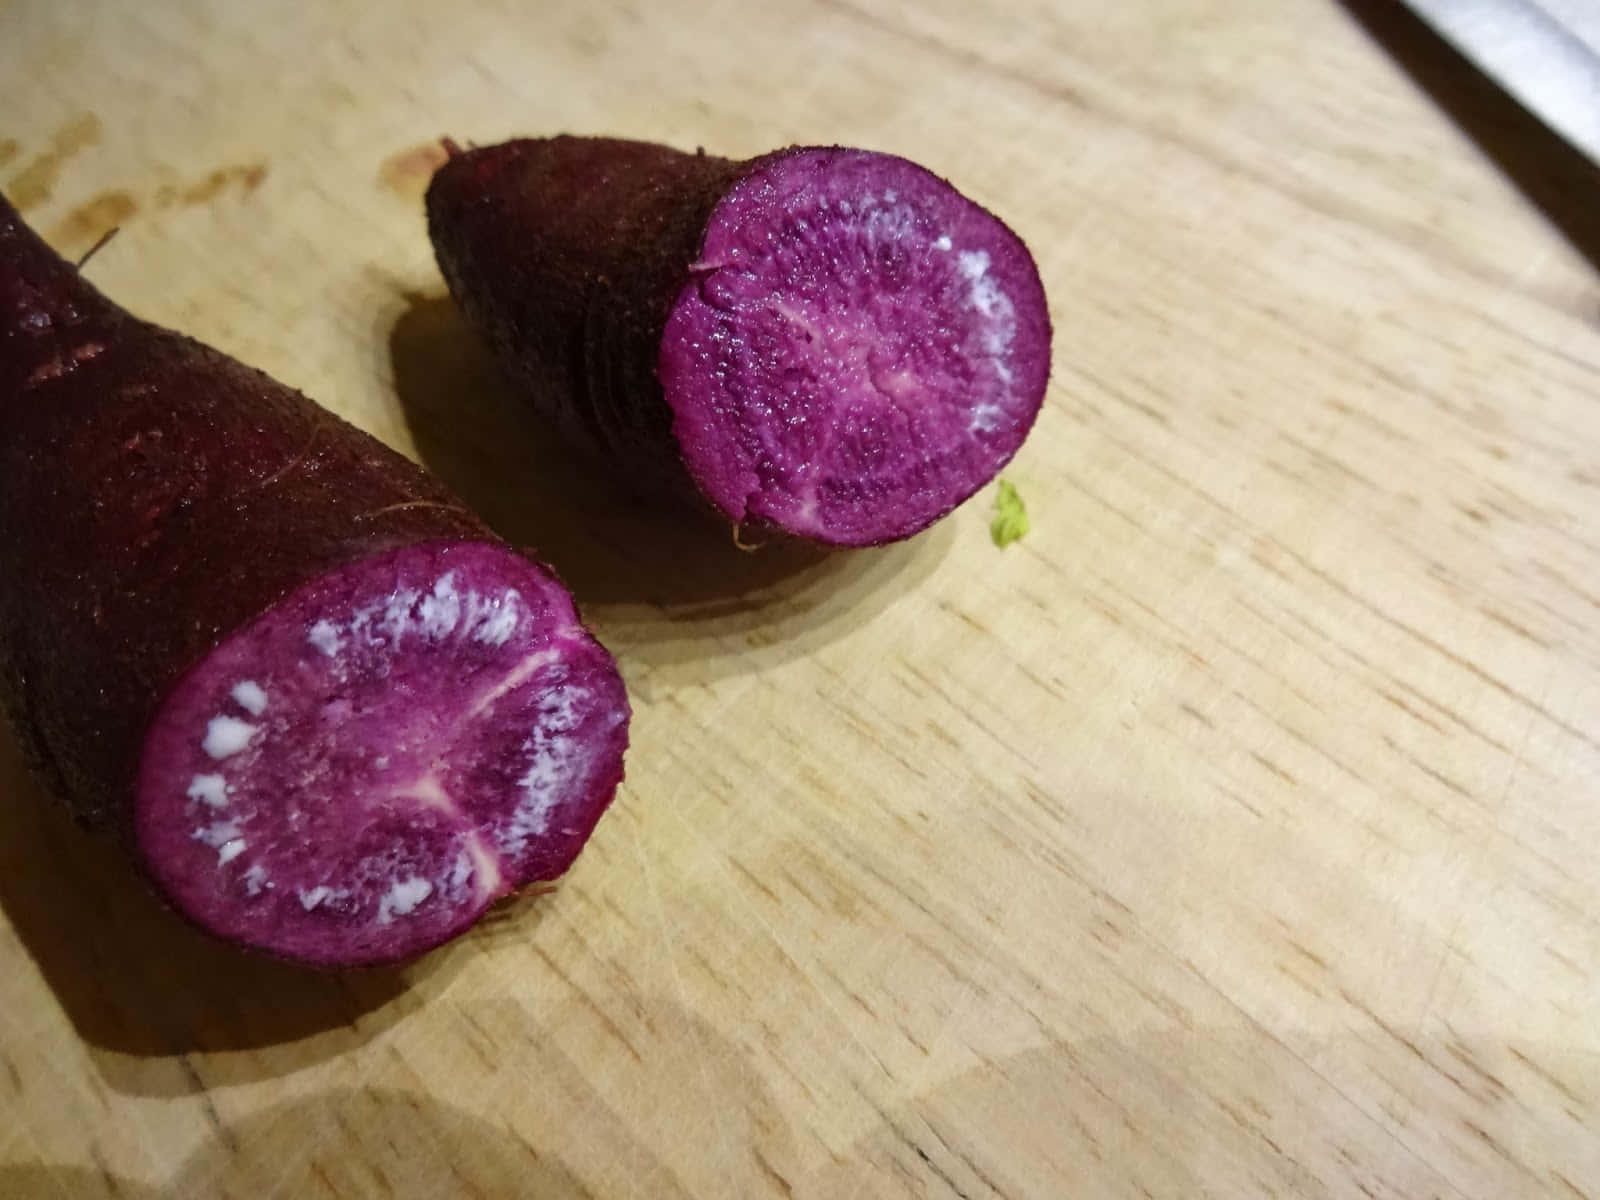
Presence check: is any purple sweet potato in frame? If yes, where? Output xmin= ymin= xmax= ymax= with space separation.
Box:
xmin=427 ymin=136 xmax=1052 ymax=547
xmin=0 ymin=194 xmax=629 ymax=967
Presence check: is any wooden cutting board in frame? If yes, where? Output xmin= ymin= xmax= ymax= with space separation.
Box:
xmin=3 ymin=0 xmax=1598 ymax=1195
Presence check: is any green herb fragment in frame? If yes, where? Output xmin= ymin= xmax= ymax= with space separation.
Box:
xmin=990 ymin=479 xmax=1029 ymax=548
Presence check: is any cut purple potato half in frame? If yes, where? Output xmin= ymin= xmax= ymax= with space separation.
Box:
xmin=136 ymin=543 xmax=626 ymax=967
xmin=427 ymin=137 xmax=1051 ymax=547
xmin=0 ymin=194 xmax=629 ymax=967
xmin=659 ymin=148 xmax=1050 ymax=544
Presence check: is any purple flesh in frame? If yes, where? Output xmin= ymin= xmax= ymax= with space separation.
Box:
xmin=135 ymin=543 xmax=626 ymax=967
xmin=426 ymin=137 xmax=1052 ymax=548
xmin=659 ymin=148 xmax=1051 ymax=546
xmin=0 ymin=193 xmax=630 ymax=967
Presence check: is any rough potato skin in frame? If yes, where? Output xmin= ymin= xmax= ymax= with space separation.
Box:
xmin=426 ymin=136 xmax=747 ymax=502
xmin=0 ymin=194 xmax=491 ymax=835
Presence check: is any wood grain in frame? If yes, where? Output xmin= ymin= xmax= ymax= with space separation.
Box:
xmin=2 ymin=0 xmax=1598 ymax=1195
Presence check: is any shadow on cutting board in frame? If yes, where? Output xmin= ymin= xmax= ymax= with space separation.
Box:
xmin=1338 ymin=0 xmax=1600 ymax=273
xmin=389 ymin=295 xmax=953 ymax=689
xmin=0 ymin=1088 xmax=602 ymax=1199
xmin=5 ymin=1029 xmax=1590 ymax=1196
xmin=0 ymin=995 xmax=787 ymax=1196
xmin=0 ymin=724 xmax=471 ymax=1094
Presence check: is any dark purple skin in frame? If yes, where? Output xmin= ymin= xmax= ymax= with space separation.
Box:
xmin=0 ymin=194 xmax=630 ymax=967
xmin=427 ymin=136 xmax=1052 ymax=547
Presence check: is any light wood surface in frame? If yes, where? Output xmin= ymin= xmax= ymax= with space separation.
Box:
xmin=3 ymin=1 xmax=1599 ymax=1195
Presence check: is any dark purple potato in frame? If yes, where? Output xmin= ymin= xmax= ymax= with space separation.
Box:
xmin=0 ymin=195 xmax=629 ymax=968
xmin=427 ymin=136 xmax=1052 ymax=547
